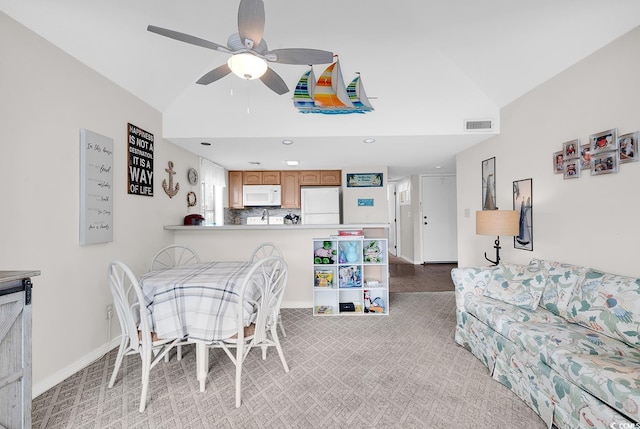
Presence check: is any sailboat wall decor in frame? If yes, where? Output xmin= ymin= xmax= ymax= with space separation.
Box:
xmin=293 ymin=57 xmax=374 ymax=114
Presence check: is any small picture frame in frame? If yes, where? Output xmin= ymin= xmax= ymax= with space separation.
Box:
xmin=513 ymin=178 xmax=533 ymax=251
xmin=563 ymin=159 xmax=580 ymax=179
xmin=562 ymin=139 xmax=580 ymax=159
xmin=590 ymin=128 xmax=618 ymax=153
xmin=553 ymin=151 xmax=564 ymax=174
xmin=618 ymin=131 xmax=638 ymax=164
xmin=579 ymin=144 xmax=591 ymax=170
xmin=591 ymin=150 xmax=619 ymax=175
xmin=481 ymin=157 xmax=496 ymax=210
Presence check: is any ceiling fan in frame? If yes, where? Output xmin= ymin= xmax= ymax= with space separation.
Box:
xmin=148 ymin=0 xmax=334 ymax=95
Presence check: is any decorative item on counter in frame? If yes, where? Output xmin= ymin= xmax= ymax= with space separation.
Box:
xmin=184 ymin=214 xmax=204 ymax=226
xmin=314 ymin=241 xmax=336 ymax=264
xmin=162 ymin=161 xmax=180 ymax=198
xmin=363 ymin=241 xmax=382 ymax=263
xmin=284 ymin=212 xmax=301 ymax=224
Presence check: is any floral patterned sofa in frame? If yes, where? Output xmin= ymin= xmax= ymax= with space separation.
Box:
xmin=451 ymin=259 xmax=640 ymax=428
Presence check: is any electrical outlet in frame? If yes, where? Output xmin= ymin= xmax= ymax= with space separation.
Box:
xmin=106 ymin=304 xmax=113 ymax=320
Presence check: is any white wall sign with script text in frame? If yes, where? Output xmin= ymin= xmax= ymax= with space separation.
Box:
xmin=80 ymin=129 xmax=114 ymax=245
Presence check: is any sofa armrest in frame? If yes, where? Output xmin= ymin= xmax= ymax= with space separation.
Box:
xmin=451 ymin=267 xmax=494 ymax=312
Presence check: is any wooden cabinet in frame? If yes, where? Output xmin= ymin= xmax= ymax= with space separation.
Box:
xmin=320 ymin=170 xmax=341 ymax=185
xmin=0 ymin=271 xmax=39 ymax=429
xmin=229 ymin=170 xmax=339 ymax=208
xmin=300 ymin=170 xmax=342 ymax=186
xmin=243 ymin=171 xmax=281 ymax=185
xmin=281 ymin=171 xmax=300 ymax=208
xmin=228 ymin=171 xmax=244 ymax=208
xmin=299 ymin=170 xmax=321 ymax=185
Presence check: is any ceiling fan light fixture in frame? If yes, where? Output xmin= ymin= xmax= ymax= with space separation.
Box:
xmin=227 ymin=53 xmax=267 ymax=80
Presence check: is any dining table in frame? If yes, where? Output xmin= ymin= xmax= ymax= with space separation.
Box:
xmin=139 ymin=260 xmax=260 ymax=392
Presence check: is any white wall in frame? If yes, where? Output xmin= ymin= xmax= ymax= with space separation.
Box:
xmin=456 ymin=25 xmax=640 ymax=276
xmin=0 ymin=13 xmax=200 ymax=395
xmin=342 ymin=166 xmax=389 ymax=224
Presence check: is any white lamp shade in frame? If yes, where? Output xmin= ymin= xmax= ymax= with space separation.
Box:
xmin=476 ymin=210 xmax=519 ymax=236
xmin=227 ymin=53 xmax=267 ymax=80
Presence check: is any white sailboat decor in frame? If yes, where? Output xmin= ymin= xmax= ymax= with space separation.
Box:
xmin=293 ymin=57 xmax=374 ymax=114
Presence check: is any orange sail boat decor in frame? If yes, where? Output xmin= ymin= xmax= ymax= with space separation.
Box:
xmin=293 ymin=57 xmax=373 ymax=114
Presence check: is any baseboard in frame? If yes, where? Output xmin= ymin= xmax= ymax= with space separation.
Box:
xmin=281 ymin=300 xmax=312 ymax=309
xmin=32 ymin=336 xmax=121 ymax=398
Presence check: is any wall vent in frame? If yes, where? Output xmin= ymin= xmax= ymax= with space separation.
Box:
xmin=464 ymin=119 xmax=494 ymax=132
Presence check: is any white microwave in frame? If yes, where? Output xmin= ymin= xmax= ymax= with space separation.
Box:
xmin=242 ymin=185 xmax=282 ymax=206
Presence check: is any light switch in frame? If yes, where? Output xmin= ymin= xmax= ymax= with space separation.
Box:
xmin=464 ymin=208 xmax=470 ymax=218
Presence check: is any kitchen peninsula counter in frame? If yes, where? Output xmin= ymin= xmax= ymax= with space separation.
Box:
xmin=167 ymin=223 xmax=389 ymax=309
xmin=164 ymin=223 xmax=389 ymax=231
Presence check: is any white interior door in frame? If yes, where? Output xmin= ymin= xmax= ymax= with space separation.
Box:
xmin=387 ymin=183 xmax=398 ymax=256
xmin=421 ymin=176 xmax=457 ymax=263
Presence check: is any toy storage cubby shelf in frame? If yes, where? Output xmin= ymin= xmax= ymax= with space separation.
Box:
xmin=313 ymin=236 xmax=389 ymax=316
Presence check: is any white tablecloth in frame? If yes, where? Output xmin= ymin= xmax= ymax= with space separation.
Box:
xmin=139 ymin=261 xmax=258 ymax=342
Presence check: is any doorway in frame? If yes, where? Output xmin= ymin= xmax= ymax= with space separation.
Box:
xmin=420 ymin=175 xmax=457 ymax=263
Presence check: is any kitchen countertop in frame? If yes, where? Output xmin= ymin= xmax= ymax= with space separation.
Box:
xmin=164 ymin=223 xmax=389 ymax=231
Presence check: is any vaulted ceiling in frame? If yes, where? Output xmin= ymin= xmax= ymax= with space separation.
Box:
xmin=3 ymin=0 xmax=640 ymax=179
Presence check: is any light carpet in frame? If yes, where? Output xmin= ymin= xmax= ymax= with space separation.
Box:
xmin=32 ymin=292 xmax=545 ymax=428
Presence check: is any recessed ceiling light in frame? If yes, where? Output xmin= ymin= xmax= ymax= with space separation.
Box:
xmin=435 ymin=165 xmax=442 ymax=169
xmin=363 ymin=138 xmax=375 ymax=144
xmin=200 ymin=142 xmax=211 ymax=146
xmin=286 ymin=160 xmax=299 ymax=166
xmin=282 ymin=139 xmax=293 ymax=145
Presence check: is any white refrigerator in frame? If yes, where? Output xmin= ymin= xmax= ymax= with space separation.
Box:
xmin=301 ymin=187 xmax=341 ymax=224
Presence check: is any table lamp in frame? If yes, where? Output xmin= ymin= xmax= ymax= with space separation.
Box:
xmin=476 ymin=210 xmax=519 ymax=265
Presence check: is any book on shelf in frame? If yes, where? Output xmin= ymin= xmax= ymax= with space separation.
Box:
xmin=338 ymin=229 xmax=363 ymax=236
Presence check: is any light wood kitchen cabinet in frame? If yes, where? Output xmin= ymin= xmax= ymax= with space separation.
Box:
xmin=243 ymin=171 xmax=262 ymax=185
xmin=299 ymin=170 xmax=321 ymax=185
xmin=320 ymin=170 xmax=341 ymax=185
xmin=228 ymin=171 xmax=244 ymax=208
xmin=243 ymin=171 xmax=281 ymax=185
xmin=281 ymin=171 xmax=300 ymax=208
xmin=300 ymin=170 xmax=342 ymax=186
xmin=262 ymin=171 xmax=281 ymax=184
xmin=1 ymin=271 xmax=39 ymax=429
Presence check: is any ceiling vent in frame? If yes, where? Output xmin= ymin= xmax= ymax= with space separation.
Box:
xmin=464 ymin=119 xmax=494 ymax=132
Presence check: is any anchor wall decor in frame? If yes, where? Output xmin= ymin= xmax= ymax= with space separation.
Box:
xmin=162 ymin=161 xmax=180 ymax=198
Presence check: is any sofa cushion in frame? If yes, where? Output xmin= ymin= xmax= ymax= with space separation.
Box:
xmin=566 ymin=270 xmax=640 ymax=349
xmin=484 ymin=261 xmax=547 ymax=310
xmin=533 ymin=259 xmax=589 ymax=317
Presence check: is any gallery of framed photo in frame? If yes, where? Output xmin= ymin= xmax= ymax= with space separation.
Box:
xmin=563 ymin=158 xmax=580 ymax=179
xmin=562 ymin=139 xmax=580 ymax=159
xmin=346 ymin=173 xmax=383 ymax=187
xmin=513 ymin=178 xmax=533 ymax=251
xmin=618 ymin=131 xmax=639 ymax=164
xmin=553 ymin=151 xmax=564 ymax=174
xmin=590 ymin=128 xmax=618 ymax=154
xmin=591 ymin=150 xmax=619 ymax=175
xmin=481 ymin=157 xmax=496 ymax=210
xmin=580 ymin=144 xmax=591 ymax=170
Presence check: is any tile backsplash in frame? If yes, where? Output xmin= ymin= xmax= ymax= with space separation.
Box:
xmin=224 ymin=207 xmax=301 ymax=225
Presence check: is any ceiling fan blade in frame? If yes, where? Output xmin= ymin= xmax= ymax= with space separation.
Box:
xmin=237 ymin=0 xmax=265 ymax=49
xmin=268 ymin=48 xmax=334 ymax=65
xmin=147 ymin=25 xmax=228 ymax=52
xmin=196 ymin=64 xmax=232 ymax=85
xmin=260 ymin=68 xmax=289 ymax=95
